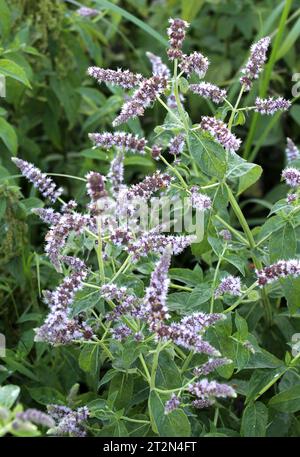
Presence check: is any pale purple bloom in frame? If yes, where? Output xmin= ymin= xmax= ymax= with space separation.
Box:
xmin=108 ymin=152 xmax=125 ymax=195
xmin=179 ymin=52 xmax=209 ymax=78
xmin=113 ymin=75 xmax=168 ymax=126
xmin=254 ymin=97 xmax=291 ymax=115
xmin=282 ymin=167 xmax=300 ymax=187
xmin=86 ymin=171 xmax=107 ymax=201
xmin=47 ymin=405 xmax=89 ymax=437
xmin=287 ymin=193 xmax=297 ymax=204
xmin=89 ymin=131 xmax=147 ymax=154
xmin=188 ymin=379 xmax=236 ymax=401
xmin=146 ymin=52 xmax=170 ymax=79
xmin=240 ymin=36 xmax=271 ymax=91
xmin=164 ymin=394 xmax=180 ymax=414
xmin=12 ymin=158 xmax=63 ymax=202
xmin=169 ymin=134 xmax=185 ymax=157
xmin=32 ymin=207 xmax=61 ymax=225
xmin=286 ymin=138 xmax=299 ymax=163
xmin=111 ymin=324 xmax=132 ymax=341
xmin=192 ymin=399 xmax=214 ymax=409
xmin=215 ymin=275 xmax=242 ymax=297
xmin=151 ymin=144 xmax=162 ymax=160
xmin=126 ymin=171 xmax=172 ymax=201
xmin=190 ymin=186 xmax=212 ymax=211
xmin=87 ymin=66 xmax=144 ymax=89
xmin=101 ymin=284 xmax=141 ymax=321
xmin=16 ymin=409 xmax=55 ymax=428
xmin=77 ymin=7 xmax=98 ymax=18
xmin=200 ymin=116 xmax=241 ymax=153
xmin=193 ymin=358 xmax=231 ymax=376
xmin=256 ymin=259 xmax=300 ymax=286
xmin=189 ymin=82 xmax=226 ymax=104
xmin=62 ymin=200 xmax=78 ymax=213
xmin=167 ymin=18 xmax=189 ymax=60
xmin=219 ymin=229 xmax=232 ymax=241
xmin=167 ymin=92 xmax=185 ymax=109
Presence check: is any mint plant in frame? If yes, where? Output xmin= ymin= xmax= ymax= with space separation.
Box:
xmin=9 ymin=16 xmax=300 ymax=437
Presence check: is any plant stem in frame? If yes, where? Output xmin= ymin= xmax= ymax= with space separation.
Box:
xmin=224 ymin=281 xmax=258 ymax=313
xmin=210 ymin=244 xmax=227 ymax=313
xmin=95 ymin=215 xmax=105 ymax=283
xmin=228 ymin=85 xmax=245 ymax=130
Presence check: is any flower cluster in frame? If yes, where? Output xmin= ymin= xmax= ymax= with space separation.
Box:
xmin=286 ymin=138 xmax=299 ymax=163
xmin=87 ymin=67 xmax=144 ymax=89
xmin=146 ymin=52 xmax=170 ymax=79
xmin=169 ymin=134 xmax=185 ymax=158
xmin=89 ymin=131 xmax=147 ymax=154
xmin=200 ymin=116 xmax=241 ymax=153
xmin=190 ymin=186 xmax=212 ymax=211
xmin=282 ymin=167 xmax=300 ymax=187
xmin=47 ymin=405 xmax=89 ymax=437
xmin=12 ymin=158 xmax=63 ymax=202
xmin=179 ymin=52 xmax=209 ymax=78
xmin=167 ymin=18 xmax=189 ymax=60
xmin=32 ymin=207 xmax=61 ymax=225
xmin=107 ymin=152 xmax=125 ymax=196
xmin=16 ymin=409 xmax=55 ymax=429
xmin=111 ymin=324 xmax=132 ymax=341
xmin=219 ymin=229 xmax=232 ymax=241
xmin=189 ymin=82 xmax=226 ymax=104
xmin=215 ymin=275 xmax=242 ymax=297
xmin=126 ymin=171 xmax=172 ymax=201
xmin=193 ymin=358 xmax=231 ymax=376
xmin=86 ymin=172 xmax=107 ymax=202
xmin=77 ymin=7 xmax=98 ymax=17
xmin=256 ymin=259 xmax=300 ymax=286
xmin=254 ymin=97 xmax=291 ymax=115
xmin=188 ymin=379 xmax=236 ymax=406
xmin=164 ymin=394 xmax=181 ymax=414
xmin=240 ymin=36 xmax=271 ymax=91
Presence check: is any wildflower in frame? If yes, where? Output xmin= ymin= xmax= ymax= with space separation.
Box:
xmin=254 ymin=97 xmax=291 ymax=115
xmin=126 ymin=171 xmax=172 ymax=201
xmin=190 ymin=186 xmax=212 ymax=211
xmin=200 ymin=116 xmax=241 ymax=153
xmin=179 ymin=52 xmax=209 ymax=78
xmin=192 ymin=399 xmax=214 ymax=409
xmin=282 ymin=167 xmax=300 ymax=187
xmin=167 ymin=92 xmax=185 ymax=109
xmin=146 ymin=52 xmax=170 ymax=79
xmin=111 ymin=324 xmax=132 ymax=341
xmin=151 ymin=144 xmax=162 ymax=160
xmin=215 ymin=275 xmax=241 ymax=297
xmin=219 ymin=229 xmax=232 ymax=241
xmin=134 ymin=331 xmax=144 ymax=341
xmin=32 ymin=207 xmax=61 ymax=225
xmin=144 ymin=247 xmax=172 ymax=329
xmin=286 ymin=138 xmax=299 ymax=163
xmin=287 ymin=193 xmax=297 ymax=204
xmin=164 ymin=394 xmax=180 ymax=414
xmin=61 ymin=200 xmax=78 ymax=213
xmin=87 ymin=67 xmax=144 ymax=89
xmin=189 ymin=82 xmax=226 ymax=104
xmin=101 ymin=284 xmax=141 ymax=321
xmin=47 ymin=405 xmax=89 ymax=437
xmin=240 ymin=36 xmax=271 ymax=91
xmin=12 ymin=158 xmax=63 ymax=202
xmin=167 ymin=18 xmax=189 ymax=60
xmin=193 ymin=358 xmax=231 ymax=376
xmin=16 ymin=409 xmax=55 ymax=428
xmin=86 ymin=172 xmax=107 ymax=201
xmin=89 ymin=131 xmax=147 ymax=154
xmin=113 ymin=75 xmax=168 ymax=126
xmin=167 ymin=321 xmax=221 ymax=356
xmin=256 ymin=259 xmax=300 ymax=286
xmin=169 ymin=134 xmax=185 ymax=157
xmin=61 ymin=255 xmax=86 ymax=272
xmin=188 ymin=379 xmax=236 ymax=401
xmin=77 ymin=7 xmax=98 ymax=17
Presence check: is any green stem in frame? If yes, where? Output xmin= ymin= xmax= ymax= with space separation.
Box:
xmin=159 ymin=154 xmax=189 ymax=190
xmin=228 ymin=85 xmax=245 ymax=130
xmin=224 ymin=281 xmax=258 ymax=313
xmin=95 ymin=215 xmax=105 ymax=283
xmin=210 ymin=244 xmax=227 ymax=313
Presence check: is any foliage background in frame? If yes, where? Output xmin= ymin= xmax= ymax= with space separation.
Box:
xmin=1 ymin=0 xmax=300 ymax=437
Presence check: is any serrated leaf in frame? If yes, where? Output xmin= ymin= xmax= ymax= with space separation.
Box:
xmin=241 ymin=402 xmax=268 ymax=437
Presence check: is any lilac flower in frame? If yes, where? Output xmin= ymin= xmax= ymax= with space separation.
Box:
xmin=193 ymin=358 xmax=231 ymax=376
xmin=219 ymin=229 xmax=232 ymax=241
xmin=240 ymin=36 xmax=271 ymax=91
xmin=47 ymin=405 xmax=89 ymax=437
xmin=86 ymin=172 xmax=107 ymax=201
xmin=189 ymin=82 xmax=227 ymax=104
xmin=254 ymin=97 xmax=291 ymax=115
xmin=151 ymin=144 xmax=163 ymax=160
xmin=110 ymin=227 xmax=133 ymax=246
xmin=282 ymin=167 xmax=300 ymax=187
xmin=144 ymin=247 xmax=172 ymax=329
xmin=146 ymin=52 xmax=170 ymax=79
xmin=167 ymin=18 xmax=189 ymax=60
xmin=32 ymin=207 xmax=61 ymax=225
xmin=190 ymin=186 xmax=212 ymax=211
xmin=167 ymin=92 xmax=185 ymax=109
xmin=61 ymin=255 xmax=86 ymax=272
xmin=62 ymin=200 xmax=78 ymax=213
xmin=111 ymin=324 xmax=132 ymax=341
xmin=134 ymin=331 xmax=144 ymax=341
xmin=286 ymin=138 xmax=299 ymax=163
xmin=192 ymin=399 xmax=214 ymax=409
xmin=77 ymin=7 xmax=98 ymax=17
xmin=164 ymin=394 xmax=181 ymax=414
xmin=45 ymin=212 xmax=88 ymax=269
xmin=16 ymin=409 xmax=55 ymax=428
xmin=287 ymin=193 xmax=297 ymax=204
xmin=166 ymin=322 xmax=221 ymax=356
xmin=113 ymin=75 xmax=168 ymax=126
xmin=200 ymin=116 xmax=241 ymax=153
xmin=87 ymin=66 xmax=144 ymax=89
xmin=89 ymin=131 xmax=147 ymax=154
xmin=126 ymin=172 xmax=172 ymax=201
xmin=179 ymin=52 xmax=209 ymax=78
xmin=188 ymin=379 xmax=236 ymax=401
xmin=256 ymin=259 xmax=300 ymax=286
xmin=108 ymin=152 xmax=125 ymax=196
xmin=169 ymin=134 xmax=185 ymax=157
xmin=12 ymin=158 xmax=63 ymax=202
xmin=101 ymin=283 xmax=141 ymax=321
xmin=215 ymin=275 xmax=242 ymax=297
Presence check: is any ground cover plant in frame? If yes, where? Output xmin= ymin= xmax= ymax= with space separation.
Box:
xmin=1 ymin=0 xmax=300 ymax=438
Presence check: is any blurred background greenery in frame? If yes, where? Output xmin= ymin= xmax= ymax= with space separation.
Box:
xmin=0 ymin=0 xmax=300 ymax=374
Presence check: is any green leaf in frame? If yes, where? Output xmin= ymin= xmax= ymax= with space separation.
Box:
xmin=0 ymin=59 xmax=31 ymax=87
xmin=181 ymin=0 xmax=205 ymax=21
xmin=108 ymin=373 xmax=134 ymax=410
xmin=148 ymin=391 xmax=191 ymax=437
xmin=0 ymin=0 xmax=11 ymax=38
xmin=79 ymin=345 xmax=100 ymax=375
xmin=189 ymin=132 xmax=227 ymax=179
xmin=269 ymin=222 xmax=296 ymax=262
xmin=241 ymin=402 xmax=268 ymax=437
xmin=281 ymin=276 xmax=300 ymax=313
xmin=0 ymin=385 xmax=20 ymax=408
xmin=28 ymin=387 xmax=65 ymax=406
xmin=169 ymin=267 xmax=202 ymax=286
xmin=226 ymin=152 xmax=262 ymax=195
xmin=155 ymin=352 xmax=182 ymax=389
xmin=269 ymin=384 xmax=300 ymax=413
xmin=0 ymin=118 xmax=18 ymax=155
xmin=277 ymin=16 xmax=300 ymax=60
